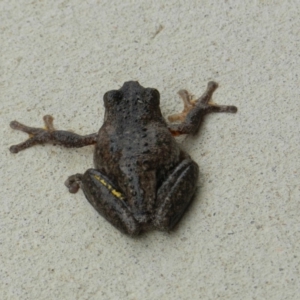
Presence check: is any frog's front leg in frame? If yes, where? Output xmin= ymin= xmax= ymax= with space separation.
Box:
xmin=9 ymin=115 xmax=97 ymax=153
xmin=154 ymin=157 xmax=199 ymax=231
xmin=65 ymin=169 xmax=140 ymax=235
xmin=168 ymin=81 xmax=238 ymax=136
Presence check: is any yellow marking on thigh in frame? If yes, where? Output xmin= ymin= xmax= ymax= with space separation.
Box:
xmin=93 ymin=174 xmax=124 ymax=200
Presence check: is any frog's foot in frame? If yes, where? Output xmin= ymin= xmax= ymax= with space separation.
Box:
xmin=9 ymin=115 xmax=97 ymax=153
xmin=195 ymin=81 xmax=237 ymax=114
xmin=65 ymin=173 xmax=83 ymax=194
xmin=9 ymin=115 xmax=56 ymax=153
xmin=168 ymin=89 xmax=198 ymax=123
xmin=168 ymin=81 xmax=238 ymax=135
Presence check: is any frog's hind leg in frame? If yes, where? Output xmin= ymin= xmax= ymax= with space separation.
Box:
xmin=154 ymin=158 xmax=199 ymax=231
xmin=66 ymin=169 xmax=140 ymax=236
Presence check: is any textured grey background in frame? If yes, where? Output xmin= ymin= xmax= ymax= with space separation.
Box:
xmin=1 ymin=1 xmax=299 ymax=299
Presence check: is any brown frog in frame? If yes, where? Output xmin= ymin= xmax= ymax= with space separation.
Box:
xmin=9 ymin=81 xmax=237 ymax=235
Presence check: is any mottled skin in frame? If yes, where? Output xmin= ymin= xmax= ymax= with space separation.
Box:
xmin=9 ymin=81 xmax=237 ymax=235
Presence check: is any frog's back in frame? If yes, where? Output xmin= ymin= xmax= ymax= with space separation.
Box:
xmin=95 ymin=119 xmax=181 ymax=173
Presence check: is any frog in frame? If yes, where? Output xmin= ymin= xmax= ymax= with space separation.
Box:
xmin=9 ymin=81 xmax=237 ymax=235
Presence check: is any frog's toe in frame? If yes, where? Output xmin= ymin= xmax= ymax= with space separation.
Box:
xmin=9 ymin=145 xmax=20 ymax=154
xmin=43 ymin=115 xmax=55 ymax=131
xmin=10 ymin=120 xmax=22 ymax=130
xmin=168 ymin=89 xmax=196 ymax=123
xmin=65 ymin=174 xmax=83 ymax=193
xmin=209 ymin=104 xmax=238 ymax=113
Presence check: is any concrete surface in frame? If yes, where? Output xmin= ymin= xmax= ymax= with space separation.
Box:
xmin=1 ymin=1 xmax=299 ymax=299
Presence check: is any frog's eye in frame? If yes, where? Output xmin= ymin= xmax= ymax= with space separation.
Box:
xmin=103 ymin=90 xmax=123 ymax=107
xmin=145 ymin=88 xmax=160 ymax=106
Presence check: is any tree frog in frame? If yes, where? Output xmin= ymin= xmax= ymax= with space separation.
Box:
xmin=9 ymin=81 xmax=237 ymax=235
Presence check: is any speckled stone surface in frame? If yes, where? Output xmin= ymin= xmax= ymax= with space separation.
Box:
xmin=1 ymin=1 xmax=299 ymax=299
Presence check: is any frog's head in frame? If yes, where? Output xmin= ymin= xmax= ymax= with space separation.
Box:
xmin=103 ymin=81 xmax=163 ymax=123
